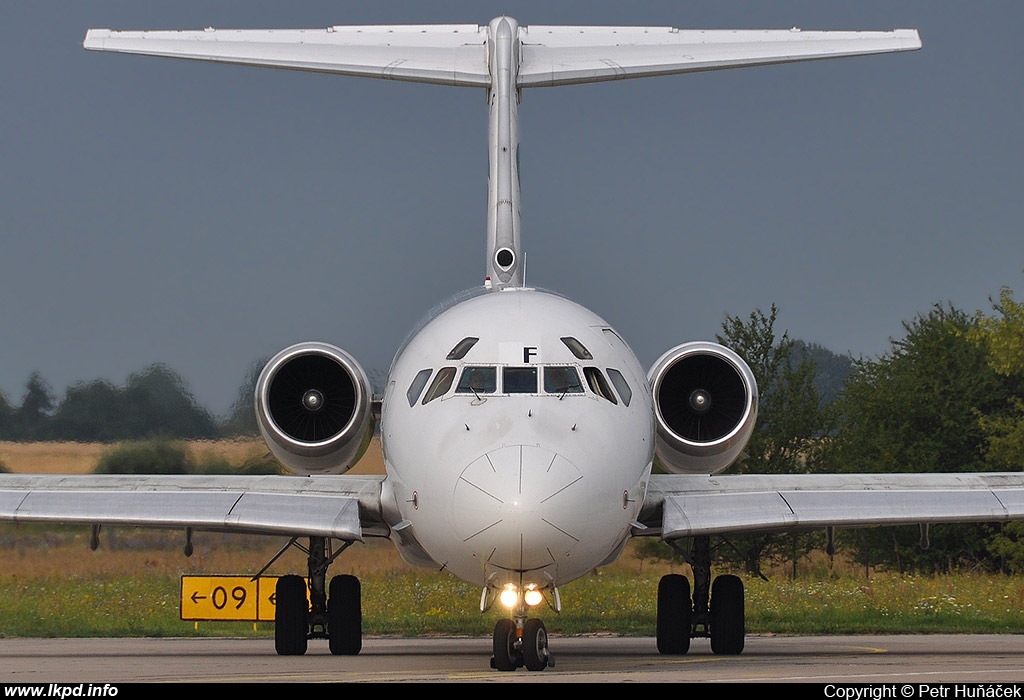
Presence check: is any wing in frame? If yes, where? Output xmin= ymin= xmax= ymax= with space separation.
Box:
xmin=638 ymin=472 xmax=1024 ymax=540
xmin=0 ymin=473 xmax=387 ymax=540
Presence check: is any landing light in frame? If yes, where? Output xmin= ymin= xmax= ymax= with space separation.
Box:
xmin=499 ymin=585 xmax=518 ymax=608
xmin=498 ymin=583 xmax=544 ymax=608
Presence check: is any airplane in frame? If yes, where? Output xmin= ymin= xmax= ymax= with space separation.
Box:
xmin=3 ymin=15 xmax=1024 ymax=672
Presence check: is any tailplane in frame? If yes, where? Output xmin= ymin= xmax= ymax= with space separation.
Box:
xmin=85 ymin=18 xmax=920 ymax=290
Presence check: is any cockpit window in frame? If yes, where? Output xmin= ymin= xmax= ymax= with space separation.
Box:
xmin=606 ymin=368 xmax=632 ymax=406
xmin=421 ymin=367 xmax=456 ymax=404
xmin=503 ymin=366 xmax=538 ymax=394
xmin=407 ymin=368 xmax=433 ymax=407
xmin=584 ymin=367 xmax=618 ymax=405
xmin=544 ymin=366 xmax=584 ymax=394
xmin=560 ymin=336 xmax=593 ymax=360
xmin=456 ymin=366 xmax=497 ymax=394
xmin=446 ymin=337 xmax=479 ymax=361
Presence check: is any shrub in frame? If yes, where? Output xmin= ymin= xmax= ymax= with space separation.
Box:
xmin=94 ymin=440 xmax=194 ymax=475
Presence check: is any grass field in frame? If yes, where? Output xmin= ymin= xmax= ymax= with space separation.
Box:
xmin=2 ymin=441 xmax=1023 ymax=638
xmin=4 ymin=529 xmax=1023 ymax=638
xmin=0 ymin=438 xmax=387 ymax=475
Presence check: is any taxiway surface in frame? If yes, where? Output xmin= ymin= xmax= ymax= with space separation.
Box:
xmin=2 ymin=635 xmax=1023 ymax=683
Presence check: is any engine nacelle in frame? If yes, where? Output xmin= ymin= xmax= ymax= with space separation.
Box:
xmin=648 ymin=341 xmax=758 ymax=475
xmin=255 ymin=342 xmax=374 ymax=475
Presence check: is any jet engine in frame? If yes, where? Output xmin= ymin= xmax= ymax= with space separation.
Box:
xmin=255 ymin=342 xmax=374 ymax=475
xmin=648 ymin=342 xmax=758 ymax=475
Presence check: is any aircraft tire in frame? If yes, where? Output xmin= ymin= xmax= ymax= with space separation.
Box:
xmin=328 ymin=574 xmax=362 ymax=655
xmin=492 ymin=618 xmax=518 ymax=671
xmin=522 ymin=618 xmax=549 ymax=671
xmin=710 ymin=574 xmax=744 ymax=655
xmin=274 ymin=574 xmax=308 ymax=656
xmin=656 ymin=573 xmax=692 ymax=654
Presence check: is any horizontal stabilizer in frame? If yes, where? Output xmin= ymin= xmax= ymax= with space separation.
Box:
xmin=84 ymin=22 xmax=920 ymax=90
xmin=519 ymin=26 xmax=922 ymax=87
xmin=84 ymin=25 xmax=490 ymax=87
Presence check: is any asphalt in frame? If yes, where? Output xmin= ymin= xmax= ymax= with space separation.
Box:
xmin=2 ymin=635 xmax=1023 ymax=683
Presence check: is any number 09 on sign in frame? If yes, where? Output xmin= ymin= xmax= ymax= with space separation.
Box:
xmin=180 ymin=576 xmax=282 ymax=621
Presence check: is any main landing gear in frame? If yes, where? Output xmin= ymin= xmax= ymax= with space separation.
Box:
xmin=656 ymin=535 xmax=745 ymax=655
xmin=272 ymin=536 xmax=362 ymax=656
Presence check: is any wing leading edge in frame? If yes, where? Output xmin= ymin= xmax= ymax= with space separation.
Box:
xmin=0 ymin=474 xmax=387 ymax=540
xmin=640 ymin=472 xmax=1024 ymax=540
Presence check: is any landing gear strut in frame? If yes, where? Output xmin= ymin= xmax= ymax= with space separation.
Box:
xmin=490 ymin=593 xmax=553 ymax=672
xmin=273 ymin=536 xmax=362 ymax=656
xmin=656 ymin=535 xmax=745 ymax=655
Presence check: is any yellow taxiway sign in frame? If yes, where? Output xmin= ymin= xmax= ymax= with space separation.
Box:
xmin=180 ymin=575 xmax=297 ymax=621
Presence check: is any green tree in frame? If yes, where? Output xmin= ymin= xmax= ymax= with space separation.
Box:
xmin=794 ymin=340 xmax=854 ymax=406
xmin=220 ymin=359 xmax=266 ymax=437
xmin=828 ymin=304 xmax=1005 ymax=475
xmin=121 ymin=364 xmax=219 ymax=439
xmin=0 ymin=391 xmax=12 ymax=440
xmin=715 ymin=305 xmax=833 ymax=575
xmin=968 ymin=284 xmax=1024 ymax=470
xmin=48 ymin=365 xmax=219 ymax=441
xmin=967 ymin=283 xmax=1024 ymax=570
xmin=825 ymin=304 xmax=1013 ymax=573
xmin=51 ymin=380 xmax=125 ymax=442
xmin=12 ymin=372 xmax=56 ymax=440
xmin=972 ymin=284 xmax=1024 ymax=377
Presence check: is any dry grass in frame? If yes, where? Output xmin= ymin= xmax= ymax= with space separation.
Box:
xmin=0 ymin=438 xmax=386 ymax=475
xmin=0 ymin=442 xmax=110 ymax=474
xmin=0 ymin=529 xmax=407 ymax=578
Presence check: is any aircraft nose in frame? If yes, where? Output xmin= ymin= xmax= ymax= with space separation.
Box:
xmin=451 ymin=445 xmax=584 ymax=572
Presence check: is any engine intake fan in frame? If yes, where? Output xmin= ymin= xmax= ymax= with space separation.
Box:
xmin=255 ymin=342 xmax=374 ymax=475
xmin=648 ymin=342 xmax=758 ymax=475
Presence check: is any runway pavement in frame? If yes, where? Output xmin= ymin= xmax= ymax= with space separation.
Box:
xmin=2 ymin=635 xmax=1023 ymax=683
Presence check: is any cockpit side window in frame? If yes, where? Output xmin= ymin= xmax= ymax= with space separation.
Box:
xmin=456 ymin=366 xmax=497 ymax=394
xmin=584 ymin=367 xmax=618 ymax=405
xmin=503 ymin=366 xmax=538 ymax=394
xmin=606 ymin=368 xmax=632 ymax=406
xmin=407 ymin=368 xmax=433 ymax=407
xmin=560 ymin=336 xmax=593 ymax=360
xmin=446 ymin=337 xmax=479 ymax=361
xmin=421 ymin=367 xmax=456 ymax=404
xmin=544 ymin=366 xmax=584 ymax=394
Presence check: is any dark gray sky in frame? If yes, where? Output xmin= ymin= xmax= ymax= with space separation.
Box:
xmin=2 ymin=2 xmax=1022 ymax=415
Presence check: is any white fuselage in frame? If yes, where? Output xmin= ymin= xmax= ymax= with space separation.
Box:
xmin=380 ymin=287 xmax=653 ymax=590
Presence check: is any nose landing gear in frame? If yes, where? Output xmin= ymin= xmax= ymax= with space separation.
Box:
xmin=491 ymin=616 xmax=553 ymax=671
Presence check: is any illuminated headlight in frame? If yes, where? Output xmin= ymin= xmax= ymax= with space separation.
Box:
xmin=499 ymin=585 xmax=518 ymax=608
xmin=524 ymin=588 xmax=544 ymax=607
